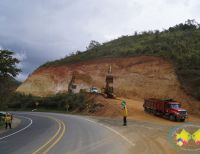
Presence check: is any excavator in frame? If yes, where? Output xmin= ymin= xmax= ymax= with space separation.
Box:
xmin=68 ymin=72 xmax=77 ymax=93
xmin=104 ymin=65 xmax=115 ymax=98
xmin=68 ymin=68 xmax=115 ymax=98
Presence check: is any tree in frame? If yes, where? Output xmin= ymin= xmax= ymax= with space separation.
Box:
xmin=134 ymin=31 xmax=138 ymax=36
xmin=168 ymin=19 xmax=199 ymax=32
xmin=86 ymin=40 xmax=101 ymax=50
xmin=0 ymin=50 xmax=21 ymax=77
xmin=0 ymin=50 xmax=21 ymax=110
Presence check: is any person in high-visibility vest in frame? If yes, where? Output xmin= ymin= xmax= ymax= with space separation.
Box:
xmin=121 ymin=100 xmax=128 ymax=126
xmin=4 ymin=113 xmax=12 ymax=129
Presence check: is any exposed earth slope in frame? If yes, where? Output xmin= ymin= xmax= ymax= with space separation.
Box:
xmin=40 ymin=21 xmax=200 ymax=100
xmin=17 ymin=56 xmax=200 ymax=116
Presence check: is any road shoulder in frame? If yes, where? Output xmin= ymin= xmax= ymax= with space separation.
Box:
xmin=0 ymin=117 xmax=21 ymax=134
xmin=88 ymin=116 xmax=180 ymax=154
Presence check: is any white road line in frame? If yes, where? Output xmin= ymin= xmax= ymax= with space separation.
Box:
xmin=83 ymin=118 xmax=135 ymax=147
xmin=0 ymin=115 xmax=33 ymax=140
xmin=60 ymin=113 xmax=136 ymax=147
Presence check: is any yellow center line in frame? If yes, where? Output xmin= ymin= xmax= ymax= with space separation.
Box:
xmin=43 ymin=120 xmax=66 ymax=153
xmin=32 ymin=117 xmax=62 ymax=154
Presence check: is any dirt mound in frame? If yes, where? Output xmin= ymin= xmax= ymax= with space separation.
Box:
xmin=88 ymin=95 xmax=200 ymax=124
xmin=17 ymin=56 xmax=200 ymax=116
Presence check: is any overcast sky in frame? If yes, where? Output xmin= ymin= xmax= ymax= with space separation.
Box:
xmin=0 ymin=0 xmax=200 ymax=81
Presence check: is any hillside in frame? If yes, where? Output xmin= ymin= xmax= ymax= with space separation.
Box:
xmin=17 ymin=56 xmax=185 ymax=98
xmin=17 ymin=56 xmax=200 ymax=116
xmin=41 ymin=20 xmax=200 ymax=100
xmin=16 ymin=20 xmax=200 ymax=116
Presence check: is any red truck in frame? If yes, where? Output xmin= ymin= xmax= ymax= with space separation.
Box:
xmin=143 ymin=98 xmax=188 ymax=122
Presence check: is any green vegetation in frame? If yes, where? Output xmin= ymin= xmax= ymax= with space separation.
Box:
xmin=41 ymin=20 xmax=200 ymax=100
xmin=0 ymin=76 xmax=21 ymax=110
xmin=0 ymin=50 xmax=89 ymax=112
xmin=0 ymin=50 xmax=21 ymax=110
xmin=0 ymin=50 xmax=21 ymax=77
xmin=7 ymin=93 xmax=88 ymax=112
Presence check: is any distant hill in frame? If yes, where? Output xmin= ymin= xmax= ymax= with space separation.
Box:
xmin=41 ymin=20 xmax=200 ymax=100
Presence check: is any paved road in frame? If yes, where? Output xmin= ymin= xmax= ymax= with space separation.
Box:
xmin=0 ymin=112 xmax=133 ymax=154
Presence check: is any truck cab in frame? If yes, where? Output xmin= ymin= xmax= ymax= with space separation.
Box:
xmin=167 ymin=102 xmax=188 ymax=121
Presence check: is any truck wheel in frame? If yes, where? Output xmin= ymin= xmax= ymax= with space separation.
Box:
xmin=180 ymin=119 xmax=185 ymax=122
xmin=153 ymin=110 xmax=157 ymax=115
xmin=169 ymin=115 xmax=176 ymax=121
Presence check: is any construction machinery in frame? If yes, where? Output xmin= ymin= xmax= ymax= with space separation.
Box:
xmin=68 ymin=72 xmax=77 ymax=93
xmin=104 ymin=65 xmax=115 ymax=98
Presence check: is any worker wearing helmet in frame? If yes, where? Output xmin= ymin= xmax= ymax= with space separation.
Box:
xmin=4 ymin=113 xmax=12 ymax=129
xmin=121 ymin=100 xmax=128 ymax=126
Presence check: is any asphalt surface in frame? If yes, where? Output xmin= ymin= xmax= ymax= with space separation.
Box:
xmin=0 ymin=112 xmax=133 ymax=154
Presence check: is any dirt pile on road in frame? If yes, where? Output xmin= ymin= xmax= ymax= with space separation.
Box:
xmin=17 ymin=56 xmax=200 ymax=116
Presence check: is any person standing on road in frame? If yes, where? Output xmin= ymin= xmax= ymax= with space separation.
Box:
xmin=4 ymin=113 xmax=12 ymax=129
xmin=121 ymin=100 xmax=128 ymax=126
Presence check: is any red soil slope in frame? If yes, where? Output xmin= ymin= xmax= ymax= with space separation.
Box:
xmin=17 ymin=56 xmax=200 ymax=116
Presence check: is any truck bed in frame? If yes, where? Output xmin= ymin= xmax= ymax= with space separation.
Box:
xmin=144 ymin=98 xmax=168 ymax=113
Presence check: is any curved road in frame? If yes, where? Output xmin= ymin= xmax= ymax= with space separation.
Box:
xmin=0 ymin=112 xmax=133 ymax=154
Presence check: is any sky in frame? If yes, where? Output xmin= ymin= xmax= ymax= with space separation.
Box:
xmin=0 ymin=0 xmax=200 ymax=81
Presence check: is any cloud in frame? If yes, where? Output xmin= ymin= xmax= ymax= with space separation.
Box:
xmin=0 ymin=0 xmax=200 ymax=81
xmin=14 ymin=52 xmax=27 ymax=71
xmin=15 ymin=73 xmax=29 ymax=82
xmin=14 ymin=52 xmax=27 ymax=62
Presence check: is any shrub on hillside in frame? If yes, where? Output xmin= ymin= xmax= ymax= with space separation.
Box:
xmin=7 ymin=92 xmax=87 ymax=111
